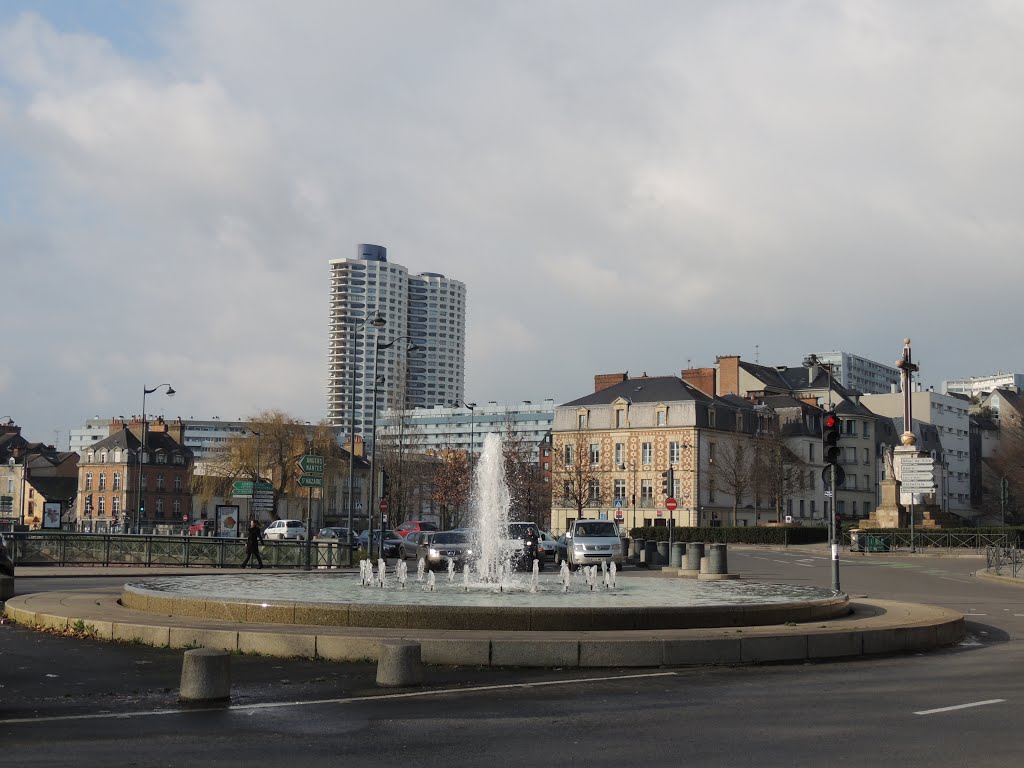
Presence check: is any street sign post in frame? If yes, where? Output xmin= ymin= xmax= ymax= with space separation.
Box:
xmin=665 ymin=498 xmax=678 ymax=511
xmin=297 ymin=475 xmax=323 ymax=488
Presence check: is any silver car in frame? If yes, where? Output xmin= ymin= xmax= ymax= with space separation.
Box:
xmin=566 ymin=520 xmax=623 ymax=568
xmin=419 ymin=530 xmax=476 ymax=570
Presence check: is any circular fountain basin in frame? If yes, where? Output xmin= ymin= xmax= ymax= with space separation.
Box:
xmin=122 ymin=573 xmax=848 ymax=631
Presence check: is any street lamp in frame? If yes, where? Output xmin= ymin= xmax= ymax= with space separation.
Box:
xmin=346 ymin=311 xmax=386 ymax=562
xmin=246 ymin=426 xmax=262 ymax=524
xmin=135 ymin=383 xmax=175 ymax=535
xmin=369 ymin=335 xmax=421 ymax=560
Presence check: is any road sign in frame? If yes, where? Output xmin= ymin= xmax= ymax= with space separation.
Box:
xmin=656 ymin=509 xmax=663 ymax=517
xmin=231 ymin=480 xmax=273 ymax=494
xmin=379 ymin=498 xmax=389 ymax=514
xmin=900 ymin=470 xmax=935 ymax=482
xmin=297 ymin=475 xmax=323 ymax=488
xmin=614 ymin=499 xmax=623 ymax=508
xmin=297 ymin=455 xmax=325 ymax=475
xmin=901 ymin=456 xmax=935 ymax=466
xmin=614 ymin=511 xmax=624 ymax=520
xmin=665 ymin=498 xmax=678 ymax=511
xmin=901 ymin=482 xmax=937 ymax=493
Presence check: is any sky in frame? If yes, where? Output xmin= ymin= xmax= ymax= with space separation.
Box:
xmin=2 ymin=1 xmax=1024 ymax=449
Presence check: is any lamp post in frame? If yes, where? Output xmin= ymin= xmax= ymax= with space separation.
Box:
xmin=345 ymin=311 xmax=386 ymax=562
xmin=135 ymin=383 xmax=175 ymax=535
xmin=369 ymin=335 xmax=421 ymax=560
xmin=247 ymin=426 xmax=262 ymax=524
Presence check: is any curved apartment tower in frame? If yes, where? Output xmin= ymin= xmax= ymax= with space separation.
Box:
xmin=328 ymin=244 xmax=466 ymax=442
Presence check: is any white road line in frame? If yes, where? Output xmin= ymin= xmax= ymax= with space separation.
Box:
xmin=914 ymin=699 xmax=1005 ymax=716
xmin=752 ymin=557 xmax=774 ymax=562
xmin=964 ymin=613 xmax=987 ymax=617
xmin=0 ymin=671 xmax=679 ymax=726
xmin=792 ymin=562 xmax=815 ymax=567
xmin=772 ymin=560 xmax=792 ymax=565
xmin=1014 ymin=614 xmax=1024 ymax=617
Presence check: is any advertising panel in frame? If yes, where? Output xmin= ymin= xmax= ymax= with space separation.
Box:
xmin=216 ymin=504 xmax=241 ymax=538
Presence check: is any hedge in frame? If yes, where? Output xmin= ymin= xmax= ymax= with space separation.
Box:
xmin=626 ymin=526 xmax=829 ymax=545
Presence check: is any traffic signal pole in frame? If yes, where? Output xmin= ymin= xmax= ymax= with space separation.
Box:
xmin=830 ymin=465 xmax=840 ymax=592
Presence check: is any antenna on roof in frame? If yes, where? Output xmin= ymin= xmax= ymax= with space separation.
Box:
xmin=755 ymin=345 xmax=759 ymax=364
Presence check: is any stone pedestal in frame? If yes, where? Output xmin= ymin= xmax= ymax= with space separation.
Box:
xmin=862 ymin=479 xmax=907 ymax=529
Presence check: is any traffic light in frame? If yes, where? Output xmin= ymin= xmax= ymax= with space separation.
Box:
xmin=661 ymin=468 xmax=675 ymax=498
xmin=139 ymin=499 xmax=145 ymax=515
xmin=380 ymin=469 xmax=391 ymax=499
xmin=823 ymin=410 xmax=841 ymax=467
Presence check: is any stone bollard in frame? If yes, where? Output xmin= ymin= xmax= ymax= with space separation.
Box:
xmin=179 ymin=648 xmax=231 ymax=703
xmin=0 ymin=575 xmax=14 ymax=601
xmin=708 ymin=543 xmax=728 ymax=575
xmin=656 ymin=541 xmax=670 ymax=565
xmin=699 ymin=555 xmax=709 ymax=574
xmin=670 ymin=541 xmax=685 ymax=568
xmin=643 ymin=540 xmax=659 ymax=568
xmin=685 ymin=542 xmax=705 ymax=572
xmin=376 ymin=640 xmax=423 ymax=687
xmin=631 ymin=538 xmax=644 ymax=561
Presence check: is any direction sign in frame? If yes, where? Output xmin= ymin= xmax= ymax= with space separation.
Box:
xmin=665 ymin=498 xmax=678 ymax=511
xmin=901 ymin=482 xmax=937 ymax=493
xmin=901 ymin=456 xmax=935 ymax=466
xmin=297 ymin=455 xmax=325 ymax=475
xmin=900 ymin=470 xmax=935 ymax=482
xmin=297 ymin=475 xmax=323 ymax=488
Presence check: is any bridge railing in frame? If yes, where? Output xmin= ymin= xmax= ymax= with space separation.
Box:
xmin=849 ymin=530 xmax=1011 ymax=553
xmin=6 ymin=532 xmax=350 ymax=569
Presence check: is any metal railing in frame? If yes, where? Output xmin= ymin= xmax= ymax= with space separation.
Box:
xmin=986 ymin=545 xmax=1022 ymax=578
xmin=6 ymin=532 xmax=349 ymax=569
xmin=848 ymin=530 xmax=1011 ymax=553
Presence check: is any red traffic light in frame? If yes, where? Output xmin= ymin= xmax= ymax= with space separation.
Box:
xmin=824 ymin=414 xmax=838 ymax=429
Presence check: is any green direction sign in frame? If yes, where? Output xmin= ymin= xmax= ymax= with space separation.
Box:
xmin=297 ymin=455 xmax=325 ymax=475
xmin=297 ymin=475 xmax=323 ymax=488
xmin=232 ymin=480 xmax=273 ymax=495
xmin=0 ymin=495 xmax=12 ymax=512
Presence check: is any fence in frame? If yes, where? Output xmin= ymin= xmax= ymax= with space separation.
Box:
xmin=849 ymin=530 xmax=1011 ymax=553
xmin=986 ymin=545 xmax=1023 ymax=578
xmin=6 ymin=532 xmax=350 ymax=569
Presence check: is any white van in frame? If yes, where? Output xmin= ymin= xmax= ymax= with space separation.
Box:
xmin=566 ymin=520 xmax=623 ymax=568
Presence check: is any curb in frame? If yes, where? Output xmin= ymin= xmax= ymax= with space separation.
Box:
xmin=3 ymin=590 xmax=965 ymax=669
xmin=973 ymin=568 xmax=1024 ymax=588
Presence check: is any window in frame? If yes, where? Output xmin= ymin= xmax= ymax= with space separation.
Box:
xmin=614 ymin=479 xmax=626 ymax=500
xmin=673 ymin=477 xmax=681 ymax=498
xmin=848 ymin=475 xmax=857 ymax=490
xmin=112 ymin=472 xmax=121 ymax=491
xmin=642 ymin=443 xmax=653 ymax=465
xmin=810 ymin=500 xmax=817 ymax=516
xmin=564 ymin=445 xmax=574 ymax=466
xmin=156 ymin=453 xmax=167 ymax=465
xmin=114 ymin=449 xmax=122 ymax=463
xmin=862 ymin=421 xmax=870 ymax=437
xmin=112 ymin=498 xmax=120 ymax=516
xmin=669 ymin=442 xmax=681 ymax=464
xmin=616 ymin=410 xmax=625 ymax=428
xmin=614 ymin=443 xmax=624 ymax=467
xmin=174 ymin=476 xmax=183 ymax=492
xmin=98 ymin=473 xmax=106 ymax=491
xmin=156 ymin=498 xmax=164 ymax=515
xmin=587 ymin=479 xmax=601 ymax=505
xmin=862 ymin=448 xmax=869 ymax=464
xmin=808 ymin=470 xmax=815 ymax=491
xmin=173 ymin=455 xmax=184 ymax=465
xmin=709 ymin=409 xmax=717 ymax=428
xmin=862 ymin=501 xmax=870 ymax=517
xmin=85 ymin=473 xmax=93 ymax=491
xmin=578 ymin=413 xmax=587 ymax=429
xmin=590 ymin=443 xmax=600 ymax=466
xmin=657 ymin=410 xmax=666 ymax=426
xmin=141 ymin=473 xmax=147 ymax=491
xmin=173 ymin=499 xmax=181 ymax=516
xmin=799 ymin=499 xmax=805 ymax=518
xmin=98 ymin=497 xmax=105 ymax=515
xmin=156 ymin=474 xmax=165 ymax=492
xmin=640 ymin=479 xmax=653 ymax=503
xmin=845 ymin=447 xmax=857 ymax=463
xmin=808 ymin=443 xmax=816 ymax=462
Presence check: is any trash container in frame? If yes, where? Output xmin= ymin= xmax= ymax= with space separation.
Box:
xmin=849 ymin=529 xmax=863 ymax=553
xmin=866 ymin=535 xmax=889 ymax=553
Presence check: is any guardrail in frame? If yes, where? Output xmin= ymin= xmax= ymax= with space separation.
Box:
xmin=986 ymin=545 xmax=1023 ymax=578
xmin=848 ymin=530 xmax=1011 ymax=553
xmin=6 ymin=532 xmax=351 ymax=569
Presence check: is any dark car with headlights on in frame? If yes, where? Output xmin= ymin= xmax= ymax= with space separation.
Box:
xmin=420 ymin=530 xmax=476 ymax=570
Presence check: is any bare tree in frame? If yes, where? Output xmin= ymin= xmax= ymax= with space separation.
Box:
xmin=708 ymin=437 xmax=754 ymax=526
xmin=374 ymin=369 xmax=427 ymax=527
xmin=553 ymin=431 xmax=600 ymax=520
xmin=753 ymin=429 xmax=808 ymax=523
xmin=432 ymin=448 xmax=470 ymax=530
xmin=501 ymin=418 xmax=550 ymax=525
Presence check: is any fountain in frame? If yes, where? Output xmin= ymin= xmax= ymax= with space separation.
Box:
xmin=121 ymin=432 xmax=848 ymax=631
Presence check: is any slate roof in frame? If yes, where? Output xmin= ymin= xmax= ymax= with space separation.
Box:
xmin=28 ymin=476 xmax=79 ymax=502
xmin=561 ymin=376 xmax=712 ymax=408
xmin=739 ymin=360 xmax=860 ymax=399
xmin=89 ymin=426 xmax=194 ymax=462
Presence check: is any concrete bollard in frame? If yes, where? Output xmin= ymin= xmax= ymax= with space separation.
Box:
xmin=670 ymin=542 xmax=685 ymax=568
xmin=631 ymin=538 xmax=644 ymax=560
xmin=699 ymin=555 xmax=709 ymax=574
xmin=643 ymin=540 xmax=659 ymax=568
xmin=0 ymin=575 xmax=14 ymax=601
xmin=685 ymin=542 xmax=705 ymax=572
xmin=376 ymin=640 xmax=423 ymax=687
xmin=656 ymin=541 xmax=669 ymax=565
xmin=708 ymin=543 xmax=728 ymax=575
xmin=179 ymin=648 xmax=231 ymax=702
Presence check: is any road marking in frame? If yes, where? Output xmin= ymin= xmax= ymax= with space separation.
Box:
xmin=914 ymin=699 xmax=1005 ymax=716
xmin=0 ymin=670 xmax=679 ymax=726
xmin=964 ymin=613 xmax=987 ymax=617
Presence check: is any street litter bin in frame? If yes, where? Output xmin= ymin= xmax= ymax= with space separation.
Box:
xmin=866 ymin=535 xmax=889 ymax=553
xmin=849 ymin=529 xmax=863 ymax=552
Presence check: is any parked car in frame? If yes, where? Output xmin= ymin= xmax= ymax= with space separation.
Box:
xmin=396 ymin=520 xmax=439 ymax=538
xmin=552 ymin=534 xmax=568 ymax=567
xmin=356 ymin=529 xmax=404 ymax=558
xmin=538 ymin=530 xmax=559 ymax=560
xmin=507 ymin=522 xmax=543 ymax=570
xmin=420 ymin=529 xmax=476 ymax=570
xmin=264 ymin=519 xmax=307 ymax=540
xmin=565 ymin=520 xmax=623 ymax=569
xmin=316 ymin=526 xmax=350 ymax=540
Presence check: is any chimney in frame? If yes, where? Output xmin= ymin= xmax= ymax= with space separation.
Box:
xmin=716 ymin=355 xmax=741 ymax=396
xmin=682 ymin=367 xmax=717 ymax=398
xmin=807 ymin=364 xmax=820 ymax=385
xmin=125 ymin=417 xmax=146 ymax=442
xmin=168 ymin=418 xmax=186 ymax=445
xmin=594 ymin=372 xmax=628 ymax=393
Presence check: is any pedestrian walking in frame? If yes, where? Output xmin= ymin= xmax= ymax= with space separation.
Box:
xmin=241 ymin=518 xmax=264 ymax=569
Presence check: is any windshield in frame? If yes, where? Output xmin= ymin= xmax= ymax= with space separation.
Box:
xmin=574 ymin=522 xmax=618 ymax=537
xmin=431 ymin=531 xmax=470 ymax=545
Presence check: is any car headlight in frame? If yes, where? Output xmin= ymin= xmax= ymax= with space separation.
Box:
xmin=429 ymin=548 xmax=439 ymax=557
xmin=574 ymin=544 xmax=585 ymax=551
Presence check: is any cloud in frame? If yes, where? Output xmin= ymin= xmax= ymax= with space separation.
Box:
xmin=2 ymin=1 xmax=1024 ymax=445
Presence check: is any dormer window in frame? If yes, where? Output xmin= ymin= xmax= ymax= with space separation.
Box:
xmin=173 ymin=455 xmax=184 ymax=465
xmin=87 ymin=452 xmax=94 ymax=464
xmin=577 ymin=411 xmax=588 ymax=429
xmin=99 ymin=452 xmax=107 ymax=463
xmin=114 ymin=449 xmax=122 ymax=463
xmin=156 ymin=453 xmax=167 ymax=465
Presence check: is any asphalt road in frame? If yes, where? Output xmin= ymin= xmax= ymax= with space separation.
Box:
xmin=3 ymin=551 xmax=1023 ymax=767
